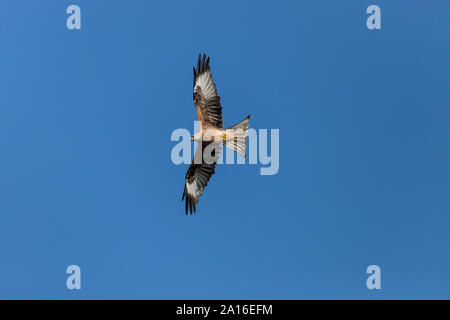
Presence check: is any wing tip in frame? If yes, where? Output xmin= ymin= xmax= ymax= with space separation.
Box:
xmin=183 ymin=191 xmax=199 ymax=215
xmin=194 ymin=53 xmax=210 ymax=73
xmin=194 ymin=53 xmax=211 ymax=86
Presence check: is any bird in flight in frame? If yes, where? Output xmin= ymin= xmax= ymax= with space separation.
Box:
xmin=182 ymin=54 xmax=250 ymax=215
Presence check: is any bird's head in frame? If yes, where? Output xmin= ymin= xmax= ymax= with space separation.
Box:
xmin=191 ymin=132 xmax=202 ymax=142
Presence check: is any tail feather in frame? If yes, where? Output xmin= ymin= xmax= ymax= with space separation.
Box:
xmin=224 ymin=115 xmax=250 ymax=158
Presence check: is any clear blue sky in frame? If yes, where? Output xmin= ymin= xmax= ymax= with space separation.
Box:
xmin=0 ymin=1 xmax=449 ymax=299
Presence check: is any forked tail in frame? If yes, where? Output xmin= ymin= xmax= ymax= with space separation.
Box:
xmin=224 ymin=115 xmax=250 ymax=158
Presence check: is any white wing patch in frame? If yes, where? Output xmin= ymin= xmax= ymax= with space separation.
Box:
xmin=195 ymin=71 xmax=217 ymax=100
xmin=185 ymin=180 xmax=201 ymax=199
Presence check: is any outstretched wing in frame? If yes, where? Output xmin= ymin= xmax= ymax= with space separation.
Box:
xmin=182 ymin=142 xmax=222 ymax=215
xmin=193 ymin=54 xmax=223 ymax=129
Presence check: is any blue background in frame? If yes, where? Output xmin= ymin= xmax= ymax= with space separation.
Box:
xmin=0 ymin=1 xmax=449 ymax=299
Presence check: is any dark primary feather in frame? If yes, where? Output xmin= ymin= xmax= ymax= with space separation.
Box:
xmin=193 ymin=54 xmax=210 ymax=88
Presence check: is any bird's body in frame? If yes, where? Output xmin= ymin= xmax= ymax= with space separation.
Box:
xmin=192 ymin=128 xmax=224 ymax=143
xmin=182 ymin=54 xmax=250 ymax=215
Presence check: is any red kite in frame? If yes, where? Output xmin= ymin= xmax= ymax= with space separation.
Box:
xmin=182 ymin=54 xmax=250 ymax=215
